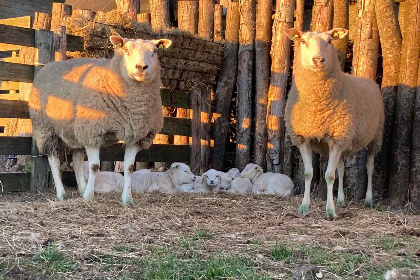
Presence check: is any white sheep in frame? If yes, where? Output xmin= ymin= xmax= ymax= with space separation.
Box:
xmin=29 ymin=35 xmax=172 ymax=204
xmin=81 ymin=162 xmax=124 ymax=193
xmin=131 ymin=162 xmax=196 ymax=193
xmin=285 ymin=28 xmax=384 ymax=219
xmin=200 ymin=169 xmax=223 ymax=192
xmin=219 ymin=168 xmax=241 ymax=191
xmin=229 ymin=177 xmax=253 ymax=194
xmin=241 ymin=163 xmax=294 ymax=196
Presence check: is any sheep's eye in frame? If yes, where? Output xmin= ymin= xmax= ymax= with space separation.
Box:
xmin=327 ymin=39 xmax=332 ymax=44
xmin=255 ymin=167 xmax=258 ymax=169
xmin=184 ymin=170 xmax=188 ymax=173
xmin=301 ymin=39 xmax=306 ymax=45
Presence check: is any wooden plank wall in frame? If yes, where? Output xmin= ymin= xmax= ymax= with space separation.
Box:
xmin=0 ymin=0 xmax=65 ymax=21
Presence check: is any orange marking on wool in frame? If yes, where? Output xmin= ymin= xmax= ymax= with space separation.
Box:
xmin=76 ymin=105 xmax=106 ymax=120
xmin=46 ymin=96 xmax=73 ymax=120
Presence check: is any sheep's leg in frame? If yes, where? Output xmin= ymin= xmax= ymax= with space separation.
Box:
xmin=48 ymin=152 xmax=67 ymax=201
xmin=83 ymin=146 xmax=100 ymax=201
xmin=121 ymin=143 xmax=139 ymax=205
xmin=72 ymin=149 xmax=86 ymax=196
xmin=298 ymin=142 xmax=313 ymax=215
xmin=325 ymin=145 xmax=342 ymax=220
xmin=365 ymin=153 xmax=374 ymax=207
xmin=337 ymin=158 xmax=346 ymax=207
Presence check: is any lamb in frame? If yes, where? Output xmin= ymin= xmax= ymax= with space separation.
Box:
xmin=219 ymin=168 xmax=241 ymax=191
xmin=81 ymin=162 xmax=124 ymax=193
xmin=229 ymin=177 xmax=253 ymax=194
xmin=29 ymin=35 xmax=172 ymax=204
xmin=200 ymin=169 xmax=223 ymax=192
xmin=284 ymin=28 xmax=384 ymax=219
xmin=241 ymin=163 xmax=294 ymax=196
xmin=131 ymin=162 xmax=196 ymax=193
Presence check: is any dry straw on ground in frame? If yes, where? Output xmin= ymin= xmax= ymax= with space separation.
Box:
xmin=64 ymin=10 xmax=224 ymax=90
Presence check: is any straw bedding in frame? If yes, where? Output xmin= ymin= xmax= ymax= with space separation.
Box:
xmin=64 ymin=10 xmax=224 ymax=90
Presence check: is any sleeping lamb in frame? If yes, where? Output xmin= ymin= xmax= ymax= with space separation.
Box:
xmin=29 ymin=35 xmax=172 ymax=204
xmin=284 ymin=28 xmax=384 ymax=219
xmin=81 ymin=162 xmax=124 ymax=193
xmin=241 ymin=163 xmax=294 ymax=196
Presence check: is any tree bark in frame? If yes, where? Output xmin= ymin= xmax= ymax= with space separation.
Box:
xmin=115 ymin=0 xmax=140 ymax=19
xmin=333 ymin=0 xmax=349 ymax=68
xmin=411 ymin=59 xmax=420 ymax=209
xmin=295 ymin=0 xmax=305 ymax=31
xmin=210 ymin=1 xmax=240 ymax=170
xmin=266 ymin=0 xmax=294 ymax=173
xmin=150 ymin=0 xmax=171 ymax=31
xmin=375 ymin=0 xmax=402 ymax=200
xmin=253 ymin=0 xmax=272 ymax=169
xmin=214 ymin=4 xmax=224 ymax=42
xmin=311 ymin=0 xmax=333 ymax=32
xmin=348 ymin=0 xmax=379 ymax=200
xmin=198 ymin=0 xmax=215 ymax=39
xmin=177 ymin=0 xmax=199 ymax=34
xmin=389 ymin=0 xmax=420 ymax=207
xmin=235 ymin=0 xmax=255 ymax=171
xmin=137 ymin=12 xmax=151 ymax=24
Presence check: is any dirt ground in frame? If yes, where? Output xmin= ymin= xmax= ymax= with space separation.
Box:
xmin=0 ymin=190 xmax=419 ymax=279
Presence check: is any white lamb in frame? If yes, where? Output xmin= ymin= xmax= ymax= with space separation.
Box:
xmin=200 ymin=169 xmax=223 ymax=192
xmin=285 ymin=28 xmax=384 ymax=219
xmin=229 ymin=177 xmax=253 ymax=194
xmin=29 ymin=35 xmax=172 ymax=204
xmin=131 ymin=162 xmax=196 ymax=193
xmin=81 ymin=162 xmax=124 ymax=193
xmin=241 ymin=163 xmax=294 ymax=196
xmin=219 ymin=168 xmax=241 ymax=191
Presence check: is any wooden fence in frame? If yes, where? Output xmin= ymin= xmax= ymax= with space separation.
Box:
xmin=0 ymin=18 xmax=204 ymax=193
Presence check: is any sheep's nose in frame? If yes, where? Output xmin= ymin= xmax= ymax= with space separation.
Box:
xmin=136 ymin=64 xmax=148 ymax=70
xmin=312 ymin=57 xmax=325 ymax=65
xmin=210 ymin=180 xmax=214 ymax=183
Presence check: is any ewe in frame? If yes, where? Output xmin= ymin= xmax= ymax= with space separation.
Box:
xmin=284 ymin=28 xmax=384 ymax=219
xmin=29 ymin=36 xmax=172 ymax=204
xmin=131 ymin=163 xmax=196 ymax=193
xmin=241 ymin=163 xmax=294 ymax=196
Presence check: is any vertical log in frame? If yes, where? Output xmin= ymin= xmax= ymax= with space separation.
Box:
xmin=311 ymin=0 xmax=333 ymax=32
xmin=150 ymin=0 xmax=171 ymax=31
xmin=115 ymin=0 xmax=140 ymax=19
xmin=210 ymin=1 xmax=240 ymax=170
xmin=266 ymin=0 xmax=294 ymax=173
xmin=190 ymin=89 xmax=202 ymax=174
xmin=333 ymin=0 xmax=349 ymax=68
xmin=375 ymin=0 xmax=402 ymax=200
xmin=254 ymin=0 xmax=272 ymax=169
xmin=389 ymin=0 xmax=420 ymax=207
xmin=198 ymin=0 xmax=215 ymax=39
xmin=295 ymin=0 xmax=305 ymax=31
xmin=30 ymin=29 xmax=54 ymax=192
xmin=214 ymin=4 xmax=224 ymax=42
xmin=235 ymin=0 xmax=255 ymax=170
xmin=154 ymin=107 xmax=171 ymax=169
xmin=33 ymin=12 xmax=51 ymax=30
xmin=349 ymin=0 xmax=379 ymax=200
xmin=411 ymin=59 xmax=420 ymax=209
xmin=137 ymin=12 xmax=151 ymax=24
xmin=54 ymin=26 xmax=67 ymax=62
xmin=177 ymin=0 xmax=199 ymax=33
xmin=51 ymin=3 xmax=72 ymax=31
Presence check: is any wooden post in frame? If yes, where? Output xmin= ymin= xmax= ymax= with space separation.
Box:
xmin=254 ymin=0 xmax=272 ymax=170
xmin=190 ymin=89 xmax=202 ymax=175
xmin=150 ymin=0 xmax=171 ymax=31
xmin=294 ymin=0 xmax=304 ymax=31
xmin=178 ymin=0 xmax=199 ymax=34
xmin=198 ymin=0 xmax=215 ymax=39
xmin=54 ymin=26 xmax=67 ymax=62
xmin=137 ymin=12 xmax=151 ymax=24
xmin=33 ymin=12 xmax=51 ymax=30
xmin=375 ymin=0 xmax=402 ymax=200
xmin=51 ymin=3 xmax=72 ymax=31
xmin=210 ymin=1 xmax=240 ymax=170
xmin=30 ymin=29 xmax=54 ymax=192
xmin=333 ymin=0 xmax=349 ymax=68
xmin=115 ymin=0 xmax=140 ymax=19
xmin=411 ymin=59 xmax=420 ymax=209
xmin=311 ymin=0 xmax=333 ymax=32
xmin=389 ymin=0 xmax=420 ymax=207
xmin=266 ymin=0 xmax=294 ymax=173
xmin=214 ymin=4 xmax=223 ymax=42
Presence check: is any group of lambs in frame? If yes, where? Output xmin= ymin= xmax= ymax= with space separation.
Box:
xmin=29 ymin=27 xmax=385 ymax=219
xmin=81 ymin=162 xmax=295 ymax=197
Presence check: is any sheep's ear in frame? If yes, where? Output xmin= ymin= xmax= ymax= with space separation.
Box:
xmin=110 ymin=36 xmax=126 ymax=48
xmin=327 ymin=28 xmax=348 ymax=40
xmin=285 ymin=28 xmax=303 ymax=41
xmin=151 ymin=39 xmax=173 ymax=49
xmin=170 ymin=163 xmax=179 ymax=168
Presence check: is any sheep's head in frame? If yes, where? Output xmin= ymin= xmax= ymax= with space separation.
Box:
xmin=201 ymin=169 xmax=221 ymax=188
xmin=240 ymin=163 xmax=263 ymax=181
xmin=285 ymin=28 xmax=348 ymax=72
xmin=169 ymin=162 xmax=196 ymax=185
xmin=110 ymin=36 xmax=172 ymax=82
xmin=219 ymin=168 xmax=241 ymax=190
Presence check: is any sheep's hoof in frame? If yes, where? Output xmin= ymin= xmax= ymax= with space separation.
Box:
xmin=364 ymin=198 xmax=373 ymax=208
xmin=298 ymin=204 xmax=310 ymax=215
xmin=325 ymin=208 xmax=337 ymax=220
xmin=78 ymin=188 xmax=86 ymax=196
xmin=83 ymin=192 xmax=94 ymax=201
xmin=122 ymin=196 xmax=134 ymax=205
xmin=336 ymin=199 xmax=346 ymax=207
xmin=57 ymin=193 xmax=68 ymax=201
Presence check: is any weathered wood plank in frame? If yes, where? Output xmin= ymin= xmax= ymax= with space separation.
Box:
xmin=0 ymin=43 xmax=21 ymax=51
xmin=0 ymin=100 xmax=29 ymax=118
xmin=161 ymin=117 xmax=191 ymax=136
xmin=0 ymin=24 xmax=35 ymax=47
xmin=0 ymin=62 xmax=33 ymax=82
xmin=0 ymin=81 xmax=19 ymax=91
xmin=66 ymin=35 xmax=84 ymax=52
xmin=0 ymin=56 xmax=19 ymax=63
xmin=0 ymin=16 xmax=31 ymax=28
xmin=0 ymin=172 xmax=30 ymax=192
xmin=160 ymin=89 xmax=190 ymax=109
xmin=100 ymin=144 xmax=190 ymax=162
xmin=0 ymin=137 xmax=32 ymax=155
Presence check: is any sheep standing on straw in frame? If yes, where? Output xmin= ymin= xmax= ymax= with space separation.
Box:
xmin=284 ymin=28 xmax=384 ymax=219
xmin=29 ymin=35 xmax=172 ymax=205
